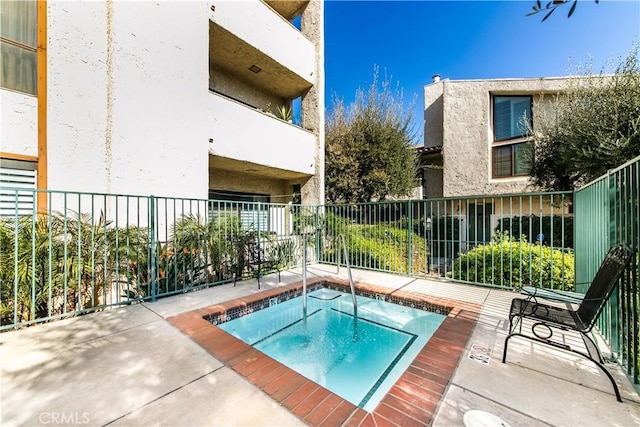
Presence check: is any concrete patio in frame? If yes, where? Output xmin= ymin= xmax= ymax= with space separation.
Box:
xmin=1 ymin=265 xmax=639 ymax=426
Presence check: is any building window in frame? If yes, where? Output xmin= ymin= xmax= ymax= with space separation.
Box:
xmin=492 ymin=143 xmax=532 ymax=178
xmin=492 ymin=95 xmax=532 ymax=178
xmin=0 ymin=0 xmax=37 ymax=95
xmin=208 ymin=190 xmax=271 ymax=232
xmin=0 ymin=158 xmax=37 ymax=217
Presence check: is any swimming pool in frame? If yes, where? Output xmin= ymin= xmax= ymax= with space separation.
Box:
xmin=216 ymin=287 xmax=445 ymax=411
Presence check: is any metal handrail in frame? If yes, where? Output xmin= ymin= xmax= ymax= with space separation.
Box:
xmin=337 ymin=234 xmax=357 ymax=318
xmin=302 ymin=233 xmax=308 ymax=318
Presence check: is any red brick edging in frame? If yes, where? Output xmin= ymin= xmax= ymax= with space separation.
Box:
xmin=168 ymin=279 xmax=480 ymax=426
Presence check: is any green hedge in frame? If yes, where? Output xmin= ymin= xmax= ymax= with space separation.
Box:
xmin=451 ymin=233 xmax=575 ymax=290
xmin=322 ymin=213 xmax=428 ymax=274
xmin=495 ymin=215 xmax=574 ymax=249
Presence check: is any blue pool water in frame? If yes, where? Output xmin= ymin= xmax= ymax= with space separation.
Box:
xmin=218 ymin=288 xmax=445 ymax=411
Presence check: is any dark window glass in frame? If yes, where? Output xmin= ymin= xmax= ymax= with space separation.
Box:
xmin=492 ymin=143 xmax=532 ymax=178
xmin=493 ymin=96 xmax=532 ymax=141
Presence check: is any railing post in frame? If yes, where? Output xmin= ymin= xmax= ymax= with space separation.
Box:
xmin=607 ymin=170 xmax=620 ymax=353
xmin=315 ymin=205 xmax=321 ymax=262
xmin=150 ymin=195 xmax=157 ymax=302
xmin=407 ymin=200 xmax=413 ymax=276
xmin=257 ymin=201 xmax=261 ymax=281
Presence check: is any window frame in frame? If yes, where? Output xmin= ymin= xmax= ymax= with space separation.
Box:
xmin=491 ymin=143 xmax=532 ymax=179
xmin=491 ymin=94 xmax=533 ymax=179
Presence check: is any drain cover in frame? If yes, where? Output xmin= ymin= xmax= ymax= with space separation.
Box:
xmin=463 ymin=410 xmax=511 ymax=427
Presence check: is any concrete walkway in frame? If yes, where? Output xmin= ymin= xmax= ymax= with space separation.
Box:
xmin=1 ymin=265 xmax=639 ymax=426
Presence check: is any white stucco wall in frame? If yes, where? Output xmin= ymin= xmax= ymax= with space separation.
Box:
xmin=427 ymin=77 xmax=575 ymax=197
xmin=1 ymin=90 xmax=38 ymax=157
xmin=211 ymin=0 xmax=314 ymax=84
xmin=47 ymin=0 xmax=210 ymax=199
xmin=209 ymin=92 xmax=315 ymax=175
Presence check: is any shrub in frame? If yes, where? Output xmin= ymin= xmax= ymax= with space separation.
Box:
xmin=413 ymin=215 xmax=463 ymax=260
xmin=451 ymin=233 xmax=575 ymax=290
xmin=495 ymin=215 xmax=574 ymax=249
xmin=322 ymin=213 xmax=428 ymax=274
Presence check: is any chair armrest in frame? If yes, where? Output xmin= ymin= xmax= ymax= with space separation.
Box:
xmin=520 ymin=286 xmax=584 ymax=304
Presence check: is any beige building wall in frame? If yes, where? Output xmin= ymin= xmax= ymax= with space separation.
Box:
xmin=424 ymin=77 xmax=577 ymax=198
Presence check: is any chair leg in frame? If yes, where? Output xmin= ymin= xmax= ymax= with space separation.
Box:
xmin=502 ymin=331 xmax=623 ymax=402
xmin=502 ymin=334 xmax=513 ymax=363
xmin=502 ymin=315 xmax=516 ymax=363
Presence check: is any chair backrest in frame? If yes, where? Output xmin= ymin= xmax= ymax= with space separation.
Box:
xmin=577 ymin=244 xmax=634 ymax=330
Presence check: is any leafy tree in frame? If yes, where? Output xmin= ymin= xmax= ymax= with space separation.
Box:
xmin=529 ymin=45 xmax=640 ymax=190
xmin=325 ymin=68 xmax=418 ymax=203
xmin=528 ymin=0 xmax=599 ymax=22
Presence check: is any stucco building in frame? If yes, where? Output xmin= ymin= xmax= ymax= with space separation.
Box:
xmin=421 ymin=76 xmax=579 ymax=249
xmin=422 ymin=75 xmax=583 ymax=199
xmin=1 ymin=0 xmax=324 ymax=214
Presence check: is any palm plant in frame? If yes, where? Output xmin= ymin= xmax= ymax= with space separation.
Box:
xmin=164 ymin=213 xmax=242 ymax=290
xmin=0 ymin=214 xmax=67 ymax=322
xmin=0 ymin=210 xmax=153 ymax=325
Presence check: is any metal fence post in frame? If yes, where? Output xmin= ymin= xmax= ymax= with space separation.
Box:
xmin=608 ymin=171 xmax=620 ymax=353
xmin=315 ymin=205 xmax=321 ymax=262
xmin=407 ymin=200 xmax=413 ymax=276
xmin=150 ymin=195 xmax=157 ymax=302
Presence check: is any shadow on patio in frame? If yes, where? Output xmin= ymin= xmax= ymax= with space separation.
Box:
xmin=1 ymin=265 xmax=639 ymax=426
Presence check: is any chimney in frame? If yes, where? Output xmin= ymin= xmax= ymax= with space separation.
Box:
xmin=432 ymin=74 xmax=441 ymax=83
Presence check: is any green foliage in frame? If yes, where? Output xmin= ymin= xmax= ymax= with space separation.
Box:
xmin=451 ymin=233 xmax=575 ymax=290
xmin=325 ymin=67 xmax=418 ymax=203
xmin=157 ymin=213 xmax=242 ymax=289
xmin=0 ymin=211 xmax=250 ymax=324
xmin=322 ymin=213 xmax=428 ymax=274
xmin=413 ymin=215 xmax=463 ymax=258
xmin=495 ymin=215 xmax=574 ymax=249
xmin=276 ymin=104 xmax=293 ymax=122
xmin=269 ymin=238 xmax=296 ymax=269
xmin=0 ymin=212 xmax=150 ymax=324
xmin=529 ymin=44 xmax=640 ymax=190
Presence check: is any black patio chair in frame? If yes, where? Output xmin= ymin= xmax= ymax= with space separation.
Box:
xmin=502 ymin=244 xmax=634 ymax=402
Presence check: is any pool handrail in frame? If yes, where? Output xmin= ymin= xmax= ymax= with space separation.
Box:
xmin=337 ymin=234 xmax=358 ymax=318
xmin=302 ymin=233 xmax=308 ymax=318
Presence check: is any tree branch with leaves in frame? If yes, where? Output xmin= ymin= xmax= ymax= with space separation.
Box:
xmin=528 ymin=44 xmax=640 ymax=190
xmin=528 ymin=0 xmax=599 ymax=22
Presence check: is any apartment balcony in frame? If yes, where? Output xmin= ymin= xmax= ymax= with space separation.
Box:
xmin=209 ymin=1 xmax=314 ymax=100
xmin=264 ymin=0 xmax=309 ymax=20
xmin=208 ymin=91 xmax=315 ymax=179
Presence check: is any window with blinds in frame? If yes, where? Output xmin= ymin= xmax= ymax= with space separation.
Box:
xmin=0 ymin=158 xmax=37 ymax=217
xmin=208 ymin=190 xmax=271 ymax=232
xmin=492 ymin=95 xmax=533 ymax=178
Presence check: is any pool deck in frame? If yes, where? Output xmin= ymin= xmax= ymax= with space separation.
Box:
xmin=2 ymin=265 xmax=639 ymax=426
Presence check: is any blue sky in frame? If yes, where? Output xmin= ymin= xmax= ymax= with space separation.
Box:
xmin=324 ymin=0 xmax=640 ymax=143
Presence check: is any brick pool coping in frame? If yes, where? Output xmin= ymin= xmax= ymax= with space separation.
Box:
xmin=167 ymin=278 xmax=480 ymax=426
